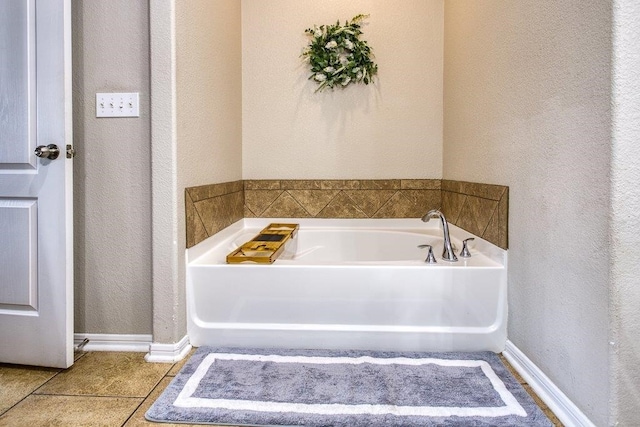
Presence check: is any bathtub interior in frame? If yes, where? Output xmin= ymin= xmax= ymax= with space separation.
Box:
xmin=187 ymin=218 xmax=508 ymax=353
xmin=189 ymin=218 xmax=505 ymax=267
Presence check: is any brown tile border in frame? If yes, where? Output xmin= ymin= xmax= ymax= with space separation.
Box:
xmin=441 ymin=180 xmax=508 ymax=249
xmin=244 ymin=180 xmax=441 ymax=221
xmin=401 ymin=179 xmax=441 ymax=190
xmin=442 ymin=179 xmax=506 ymax=201
xmin=185 ymin=181 xmax=244 ymax=248
xmin=243 ymin=179 xmax=437 ymax=191
xmin=279 ymin=180 xmax=322 ymax=190
xmin=185 ymin=192 xmax=208 ymax=248
xmin=360 ymin=180 xmax=402 ymax=190
xmin=187 ymin=180 xmax=243 ymax=202
xmin=187 ymin=179 xmax=508 ymax=249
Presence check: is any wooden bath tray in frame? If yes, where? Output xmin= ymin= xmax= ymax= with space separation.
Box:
xmin=226 ymin=223 xmax=299 ymax=264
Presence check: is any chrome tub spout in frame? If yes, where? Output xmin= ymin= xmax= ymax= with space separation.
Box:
xmin=421 ymin=209 xmax=458 ymax=262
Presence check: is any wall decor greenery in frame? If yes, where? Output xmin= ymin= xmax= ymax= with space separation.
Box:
xmin=302 ymin=14 xmax=378 ymax=92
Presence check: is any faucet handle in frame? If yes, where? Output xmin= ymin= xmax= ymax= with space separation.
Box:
xmin=418 ymin=244 xmax=437 ymax=264
xmin=460 ymin=238 xmax=475 ymax=258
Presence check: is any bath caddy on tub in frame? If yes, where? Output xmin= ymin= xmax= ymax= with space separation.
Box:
xmin=226 ymin=223 xmax=299 ymax=264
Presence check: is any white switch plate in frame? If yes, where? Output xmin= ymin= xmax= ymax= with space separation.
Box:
xmin=96 ymin=92 xmax=140 ymax=117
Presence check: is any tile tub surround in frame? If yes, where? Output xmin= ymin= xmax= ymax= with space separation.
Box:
xmin=244 ymin=179 xmax=441 ymax=220
xmin=441 ymin=180 xmax=509 ymax=250
xmin=185 ymin=179 xmax=508 ymax=250
xmin=185 ymin=181 xmax=244 ymax=248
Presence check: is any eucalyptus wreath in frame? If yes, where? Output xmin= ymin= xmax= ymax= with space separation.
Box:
xmin=302 ymin=14 xmax=378 ymax=92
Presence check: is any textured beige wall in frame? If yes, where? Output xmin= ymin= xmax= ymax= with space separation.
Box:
xmin=144 ymin=0 xmax=243 ymax=344
xmin=72 ymin=0 xmax=152 ymax=334
xmin=610 ymin=1 xmax=640 ymax=423
xmin=176 ymin=0 xmax=242 ymax=187
xmin=74 ymin=9 xmax=638 ymax=423
xmin=149 ymin=0 xmax=183 ymax=344
xmin=443 ymin=2 xmax=611 ymax=424
xmin=241 ymin=0 xmax=443 ymax=179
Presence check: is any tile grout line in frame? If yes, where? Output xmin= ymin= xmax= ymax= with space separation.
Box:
xmin=335 ymin=190 xmax=367 ymax=218
xmin=299 ymin=189 xmax=340 ymax=217
xmin=283 ymin=190 xmax=313 ymax=218
xmin=3 ymin=351 xmax=558 ymax=426
xmin=369 ymin=190 xmax=400 ymax=218
xmin=257 ymin=189 xmax=285 ymax=216
xmin=499 ymin=355 xmax=564 ymax=426
xmin=0 ymin=392 xmax=31 ymax=418
xmin=0 ymin=358 xmax=68 ymax=418
xmin=368 ymin=190 xmax=397 ymax=218
xmin=119 ymin=370 xmax=172 ymax=427
xmin=188 ymin=190 xmax=210 ymax=240
xmin=30 ymin=392 xmax=151 ymax=398
xmin=480 ymin=204 xmax=499 ymax=239
xmin=1 ymin=352 xmax=177 ymax=427
xmin=317 ymin=189 xmax=341 ymax=216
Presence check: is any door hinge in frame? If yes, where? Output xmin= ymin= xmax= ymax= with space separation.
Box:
xmin=66 ymin=144 xmax=75 ymax=159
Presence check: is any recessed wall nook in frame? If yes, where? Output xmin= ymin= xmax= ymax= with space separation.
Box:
xmin=66 ymin=1 xmax=640 ymax=426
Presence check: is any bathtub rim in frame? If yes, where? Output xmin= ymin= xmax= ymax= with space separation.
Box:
xmin=187 ymin=218 xmax=507 ymax=267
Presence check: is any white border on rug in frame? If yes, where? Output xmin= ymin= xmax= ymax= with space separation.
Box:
xmin=503 ymin=340 xmax=596 ymax=427
xmin=174 ymin=353 xmax=526 ymax=418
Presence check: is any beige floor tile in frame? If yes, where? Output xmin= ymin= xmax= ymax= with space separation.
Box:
xmin=499 ymin=355 xmax=563 ymax=426
xmin=124 ymin=377 xmax=235 ymax=427
xmin=523 ymin=384 xmax=564 ymax=427
xmin=35 ymin=352 xmax=171 ymax=398
xmin=544 ymin=407 xmax=564 ymax=427
xmin=0 ymin=394 xmax=142 ymax=427
xmin=167 ymin=347 xmax=196 ymax=377
xmin=498 ymin=353 xmax=527 ymax=384
xmin=125 ymin=377 xmax=184 ymax=427
xmin=3 ymin=350 xmax=563 ymax=427
xmin=0 ymin=364 xmax=60 ymax=415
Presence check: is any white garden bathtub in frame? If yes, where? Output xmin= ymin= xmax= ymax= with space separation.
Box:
xmin=187 ymin=218 xmax=507 ymax=352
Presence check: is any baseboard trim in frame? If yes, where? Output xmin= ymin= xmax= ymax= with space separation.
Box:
xmin=73 ymin=333 xmax=152 ymax=352
xmin=145 ymin=335 xmax=192 ymax=363
xmin=503 ymin=340 xmax=595 ymax=427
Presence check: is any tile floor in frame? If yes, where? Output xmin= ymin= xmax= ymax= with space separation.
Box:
xmin=0 ymin=351 xmax=563 ymax=426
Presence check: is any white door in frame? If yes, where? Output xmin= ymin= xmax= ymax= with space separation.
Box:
xmin=0 ymin=0 xmax=73 ymax=368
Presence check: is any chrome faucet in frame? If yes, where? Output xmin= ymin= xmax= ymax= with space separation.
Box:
xmin=421 ymin=209 xmax=458 ymax=262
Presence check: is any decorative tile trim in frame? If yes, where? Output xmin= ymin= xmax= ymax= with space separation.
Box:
xmin=186 ymin=179 xmax=508 ymax=249
xmin=243 ymin=180 xmax=281 ymax=190
xmin=441 ymin=180 xmax=508 ymax=249
xmin=187 ymin=180 xmax=243 ymax=202
xmin=244 ymin=180 xmax=441 ymax=221
xmin=442 ymin=179 xmax=506 ymax=201
xmin=401 ymin=179 xmax=442 ymax=190
xmin=185 ymin=181 xmax=244 ymax=248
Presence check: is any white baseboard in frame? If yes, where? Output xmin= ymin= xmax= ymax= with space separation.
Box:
xmin=503 ymin=340 xmax=595 ymax=427
xmin=73 ymin=333 xmax=152 ymax=352
xmin=145 ymin=335 xmax=192 ymax=363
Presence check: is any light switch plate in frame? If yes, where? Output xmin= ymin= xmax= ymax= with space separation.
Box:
xmin=96 ymin=92 xmax=139 ymax=117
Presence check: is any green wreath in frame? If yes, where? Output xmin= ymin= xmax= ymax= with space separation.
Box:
xmin=302 ymin=14 xmax=378 ymax=92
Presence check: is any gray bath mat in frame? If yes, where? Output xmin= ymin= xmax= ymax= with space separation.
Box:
xmin=146 ymin=347 xmax=553 ymax=426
